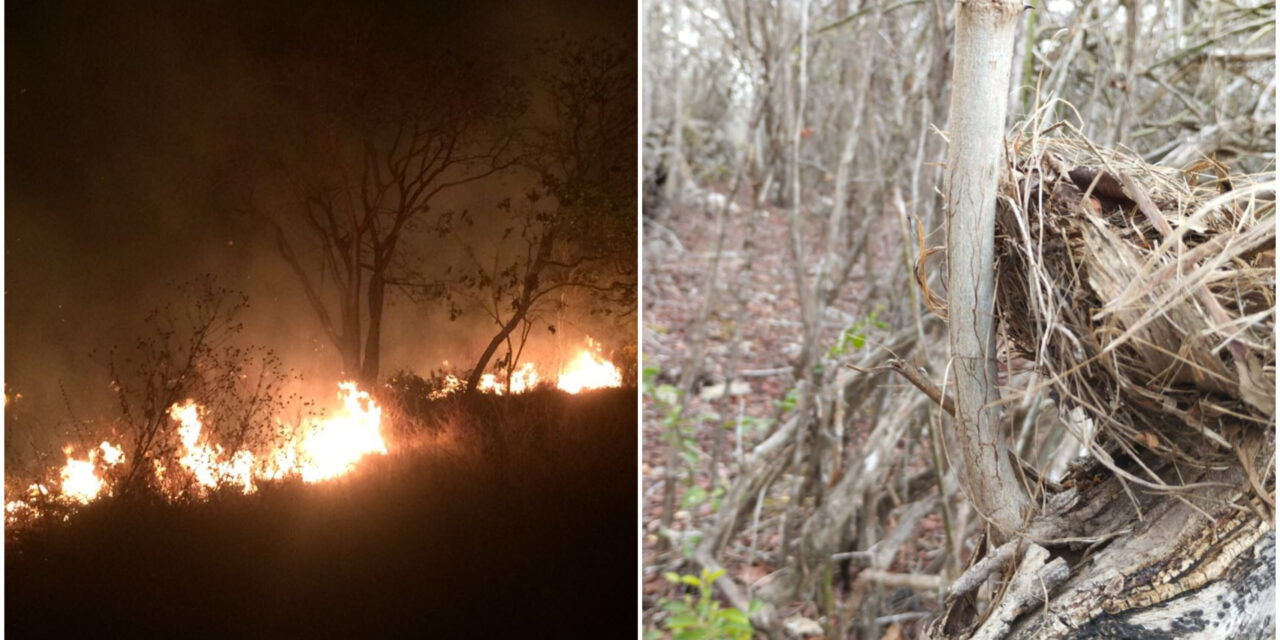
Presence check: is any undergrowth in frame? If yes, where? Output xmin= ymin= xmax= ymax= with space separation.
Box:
xmin=6 ymin=387 xmax=637 ymax=637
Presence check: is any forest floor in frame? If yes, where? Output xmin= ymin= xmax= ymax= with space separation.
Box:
xmin=6 ymin=387 xmax=636 ymax=637
xmin=642 ymin=187 xmax=950 ymax=638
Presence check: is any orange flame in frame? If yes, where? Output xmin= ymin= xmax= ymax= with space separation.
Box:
xmin=429 ymin=339 xmax=622 ymax=398
xmin=170 ymin=401 xmax=257 ymax=495
xmin=556 ymin=340 xmax=623 ymax=394
xmin=5 ymin=382 xmax=387 ymax=524
xmin=267 ymin=382 xmax=387 ymax=483
xmin=59 ymin=441 xmax=126 ymax=504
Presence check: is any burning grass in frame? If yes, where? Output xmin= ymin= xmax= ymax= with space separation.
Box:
xmin=426 ymin=337 xmax=625 ymax=398
xmin=4 ymin=382 xmax=390 ymax=527
xmin=5 ymin=335 xmax=626 ymax=529
xmin=6 ymin=386 xmax=636 ymax=636
xmin=986 ymin=122 xmax=1275 ymax=500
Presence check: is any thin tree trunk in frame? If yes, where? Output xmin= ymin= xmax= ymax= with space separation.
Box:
xmin=468 ymin=313 xmax=525 ymax=394
xmin=466 ymin=232 xmax=553 ymax=394
xmin=944 ymin=0 xmax=1027 ymax=542
xmin=662 ymin=0 xmax=685 ymax=214
xmin=361 ymin=270 xmax=386 ymax=386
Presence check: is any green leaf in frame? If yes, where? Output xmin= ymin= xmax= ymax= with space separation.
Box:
xmin=661 ymin=603 xmax=692 ymax=617
xmin=680 ymin=575 xmax=703 ymax=587
xmin=682 ymin=485 xmax=708 ymax=508
xmin=663 ymin=572 xmax=682 ymax=584
xmin=666 ymin=612 xmax=699 ymax=629
xmin=851 ymin=333 xmax=866 ymax=350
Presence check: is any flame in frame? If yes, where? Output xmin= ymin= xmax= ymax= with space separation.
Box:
xmin=5 ymin=442 xmax=126 ymax=525
xmin=168 ymin=382 xmax=388 ymax=493
xmin=98 ymin=441 xmax=125 ymax=465
xmin=431 ymin=375 xmax=465 ymax=399
xmin=5 ymin=382 xmax=387 ymax=524
xmin=4 ymin=336 xmax=627 ymax=528
xmin=59 ymin=441 xmax=127 ymax=504
xmin=476 ymin=362 xmax=540 ymax=395
xmin=429 ymin=339 xmax=622 ymax=398
xmin=271 ymin=382 xmax=387 ymax=483
xmin=170 ymin=401 xmax=256 ymax=495
xmin=555 ymin=341 xmax=623 ymax=394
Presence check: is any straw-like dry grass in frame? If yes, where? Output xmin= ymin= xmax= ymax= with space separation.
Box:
xmin=990 ymin=119 xmax=1275 ymax=504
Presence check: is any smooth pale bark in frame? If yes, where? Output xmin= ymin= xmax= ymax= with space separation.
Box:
xmin=944 ymin=0 xmax=1028 ymax=541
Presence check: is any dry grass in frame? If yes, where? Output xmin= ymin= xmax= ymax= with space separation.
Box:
xmin=990 ymin=116 xmax=1275 ymax=503
xmin=6 ymin=387 xmax=637 ymax=636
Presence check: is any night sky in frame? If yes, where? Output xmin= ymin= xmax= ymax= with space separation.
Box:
xmin=6 ymin=1 xmax=635 ymax=443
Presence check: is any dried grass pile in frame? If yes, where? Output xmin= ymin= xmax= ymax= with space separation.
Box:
xmin=991 ymin=125 xmax=1275 ymax=501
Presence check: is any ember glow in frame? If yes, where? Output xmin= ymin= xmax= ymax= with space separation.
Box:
xmin=5 ymin=382 xmax=387 ymax=525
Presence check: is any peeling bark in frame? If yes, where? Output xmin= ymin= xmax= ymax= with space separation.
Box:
xmin=928 ymin=460 xmax=1275 ymax=639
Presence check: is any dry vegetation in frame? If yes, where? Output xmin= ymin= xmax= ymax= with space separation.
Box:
xmin=642 ymin=0 xmax=1274 ymax=637
xmin=7 ymin=385 xmax=636 ymax=636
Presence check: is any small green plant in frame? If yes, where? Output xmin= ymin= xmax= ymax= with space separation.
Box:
xmin=828 ymin=304 xmax=888 ymax=358
xmin=681 ymin=485 xmax=725 ymax=512
xmin=655 ymin=568 xmax=759 ymax=640
xmin=776 ymin=385 xmax=801 ymax=413
xmin=644 ymin=365 xmax=701 ymax=466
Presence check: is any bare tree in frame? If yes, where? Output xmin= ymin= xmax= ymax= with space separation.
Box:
xmin=450 ymin=39 xmax=636 ymax=394
xmin=252 ymin=43 xmax=524 ymax=385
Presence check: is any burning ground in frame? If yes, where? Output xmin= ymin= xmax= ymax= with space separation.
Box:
xmin=6 ymin=381 xmax=635 ymax=636
xmin=5 ymin=274 xmax=634 ymax=636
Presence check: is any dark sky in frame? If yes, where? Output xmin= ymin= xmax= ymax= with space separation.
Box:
xmin=6 ymin=0 xmax=635 ymax=438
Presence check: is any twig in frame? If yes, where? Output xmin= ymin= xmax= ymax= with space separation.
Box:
xmin=878 ymin=359 xmax=956 ymax=417
xmin=947 ymin=538 xmax=1020 ymax=599
xmin=739 ymin=367 xmax=794 ymax=377
xmin=857 ymin=570 xmax=944 ymax=591
xmin=970 ymin=544 xmax=1069 ymax=640
xmin=874 ymin=612 xmax=931 ymax=625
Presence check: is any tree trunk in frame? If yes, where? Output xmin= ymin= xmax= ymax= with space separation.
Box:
xmin=465 ymin=232 xmax=554 ymax=394
xmin=661 ymin=0 xmax=685 ymax=213
xmin=361 ymin=270 xmax=385 ymax=386
xmin=467 ymin=312 xmax=525 ymax=394
xmin=944 ymin=0 xmax=1028 ymax=542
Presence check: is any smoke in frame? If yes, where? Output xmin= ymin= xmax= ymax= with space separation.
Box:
xmin=6 ymin=1 xmax=635 ymax=451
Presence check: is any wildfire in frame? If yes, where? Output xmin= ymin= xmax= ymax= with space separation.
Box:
xmin=4 ymin=382 xmax=387 ymax=525
xmin=430 ymin=339 xmax=623 ymax=398
xmin=3 ymin=440 xmax=126 ymax=525
xmin=4 ymin=338 xmax=625 ymax=528
xmin=268 ymin=382 xmax=387 ymax=483
xmin=555 ymin=342 xmax=623 ymax=394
